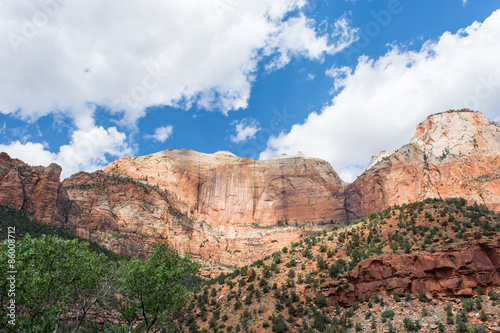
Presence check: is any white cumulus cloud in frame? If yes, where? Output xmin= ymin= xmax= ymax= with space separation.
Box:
xmin=0 ymin=0 xmax=357 ymax=122
xmin=0 ymin=0 xmax=357 ymax=177
xmin=264 ymin=15 xmax=358 ymax=71
xmin=145 ymin=126 xmax=174 ymax=143
xmin=261 ymin=9 xmax=500 ymax=182
xmin=231 ymin=118 xmax=261 ymax=143
xmin=0 ymin=125 xmax=132 ymax=179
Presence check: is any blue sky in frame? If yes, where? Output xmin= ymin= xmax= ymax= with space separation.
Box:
xmin=0 ymin=0 xmax=499 ymax=181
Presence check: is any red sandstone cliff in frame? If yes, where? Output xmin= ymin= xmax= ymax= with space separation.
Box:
xmin=1 ymin=109 xmax=499 ymax=275
xmin=315 ymin=239 xmax=500 ymax=307
xmin=62 ymin=151 xmax=350 ymax=272
xmin=102 ymin=150 xmax=353 ymax=226
xmin=347 ymin=110 xmax=500 ymax=217
xmin=62 ymin=169 xmax=311 ymax=272
xmin=0 ymin=153 xmax=79 ymax=227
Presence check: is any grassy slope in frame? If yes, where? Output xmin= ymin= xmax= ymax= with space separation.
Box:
xmin=175 ymin=198 xmax=500 ymax=333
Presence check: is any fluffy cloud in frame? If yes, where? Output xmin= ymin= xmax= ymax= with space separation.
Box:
xmin=0 ymin=0 xmax=358 ymax=177
xmin=231 ymin=118 xmax=261 ymax=143
xmin=145 ymin=126 xmax=174 ymax=143
xmin=261 ymin=10 xmax=500 ymax=182
xmin=0 ymin=126 xmax=132 ymax=179
xmin=264 ymin=15 xmax=358 ymax=71
xmin=0 ymin=0 xmax=356 ymax=122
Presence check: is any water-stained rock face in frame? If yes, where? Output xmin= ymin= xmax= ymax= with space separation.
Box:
xmin=315 ymin=239 xmax=500 ymax=307
xmin=103 ymin=150 xmax=354 ymax=226
xmin=347 ymin=110 xmax=500 ymax=217
xmin=62 ymin=170 xmax=308 ymax=274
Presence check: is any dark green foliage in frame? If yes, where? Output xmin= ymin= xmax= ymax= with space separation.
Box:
xmin=286 ymin=258 xmax=297 ymax=267
xmin=381 ymin=310 xmax=395 ymax=320
xmin=0 ymin=234 xmax=109 ymax=332
xmin=315 ymin=294 xmax=328 ymax=309
xmin=116 ymin=243 xmax=201 ymax=332
xmin=479 ymin=310 xmax=488 ymax=321
xmin=329 ymin=259 xmax=347 ymax=279
xmin=489 ymin=291 xmax=500 ymax=301
xmin=316 ymin=255 xmax=328 ymax=270
xmin=418 ymin=290 xmax=428 ymax=302
xmin=462 ymin=298 xmax=475 ymax=312
xmin=403 ymin=317 xmax=421 ymax=332
xmin=271 ymin=315 xmax=287 ymax=333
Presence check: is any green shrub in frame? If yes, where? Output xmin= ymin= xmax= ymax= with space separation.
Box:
xmin=272 ymin=315 xmax=287 ymax=333
xmin=381 ymin=310 xmax=395 ymax=320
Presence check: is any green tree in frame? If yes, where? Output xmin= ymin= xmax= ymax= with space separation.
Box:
xmin=115 ymin=243 xmax=200 ymax=332
xmin=0 ymin=234 xmax=109 ymax=333
xmin=272 ymin=314 xmax=288 ymax=333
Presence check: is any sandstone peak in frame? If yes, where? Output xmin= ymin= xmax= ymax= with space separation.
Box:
xmin=367 ymin=150 xmax=390 ymax=170
xmin=348 ymin=110 xmax=500 ymax=217
xmin=213 ymin=150 xmax=237 ymax=157
xmin=410 ymin=109 xmax=500 ymax=158
xmin=265 ymin=151 xmax=326 ymax=162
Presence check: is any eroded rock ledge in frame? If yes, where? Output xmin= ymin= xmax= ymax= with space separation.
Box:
xmin=314 ymin=239 xmax=500 ymax=307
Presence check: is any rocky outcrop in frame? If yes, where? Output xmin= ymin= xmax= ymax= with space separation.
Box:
xmin=347 ymin=110 xmax=500 ymax=217
xmin=62 ymin=150 xmax=355 ymax=271
xmin=316 ymin=239 xmax=500 ymax=307
xmin=366 ymin=150 xmax=390 ymax=170
xmin=102 ymin=150 xmax=355 ymax=226
xmin=63 ymin=171 xmax=306 ymax=273
xmin=0 ymin=153 xmax=78 ymax=227
xmin=0 ymin=154 xmax=306 ymax=273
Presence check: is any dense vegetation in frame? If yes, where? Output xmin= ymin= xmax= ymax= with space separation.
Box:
xmin=172 ymin=198 xmax=500 ymax=333
xmin=0 ymin=205 xmax=124 ymax=260
xmin=0 ymin=208 xmax=201 ymax=332
xmin=1 ymin=199 xmax=499 ymax=332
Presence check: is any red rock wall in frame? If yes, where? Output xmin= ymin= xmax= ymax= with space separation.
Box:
xmin=102 ymin=150 xmax=354 ymax=226
xmin=347 ymin=111 xmax=500 ymax=218
xmin=316 ymin=240 xmax=500 ymax=307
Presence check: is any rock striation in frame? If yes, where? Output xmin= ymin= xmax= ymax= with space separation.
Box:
xmin=102 ymin=150 xmax=354 ymax=226
xmin=61 ymin=151 xmax=351 ymax=273
xmin=315 ymin=239 xmax=500 ymax=307
xmin=61 ymin=170 xmax=307 ymax=273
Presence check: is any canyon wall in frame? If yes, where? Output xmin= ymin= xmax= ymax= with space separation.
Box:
xmin=1 ymin=109 xmax=499 ymax=274
xmin=102 ymin=150 xmax=355 ymax=226
xmin=347 ymin=110 xmax=500 ymax=217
